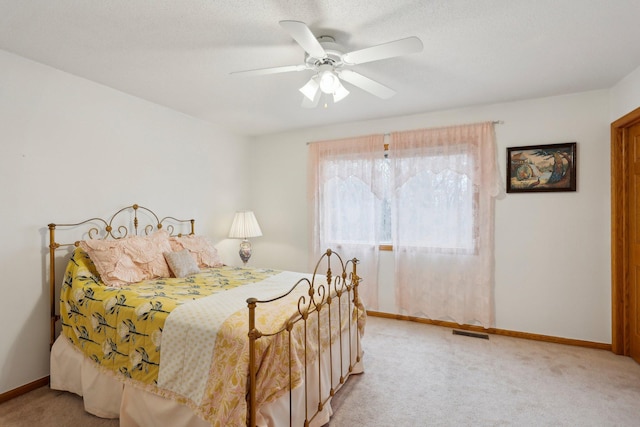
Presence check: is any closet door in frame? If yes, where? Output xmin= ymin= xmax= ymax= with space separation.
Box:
xmin=629 ymin=122 xmax=640 ymax=363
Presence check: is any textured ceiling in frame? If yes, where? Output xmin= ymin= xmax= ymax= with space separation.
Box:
xmin=1 ymin=0 xmax=640 ymax=136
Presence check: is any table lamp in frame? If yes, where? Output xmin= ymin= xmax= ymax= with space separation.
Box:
xmin=228 ymin=211 xmax=262 ymax=265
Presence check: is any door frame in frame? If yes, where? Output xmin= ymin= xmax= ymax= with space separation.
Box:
xmin=611 ymin=106 xmax=640 ymax=355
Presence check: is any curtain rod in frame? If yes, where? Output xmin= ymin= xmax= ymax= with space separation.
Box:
xmin=383 ymin=120 xmax=504 ymax=135
xmin=306 ymin=121 xmax=504 ymax=144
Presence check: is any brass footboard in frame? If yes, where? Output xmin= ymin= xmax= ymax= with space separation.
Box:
xmin=247 ymin=249 xmax=364 ymax=427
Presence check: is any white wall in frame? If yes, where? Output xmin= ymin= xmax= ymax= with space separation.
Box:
xmin=0 ymin=50 xmax=249 ymax=394
xmin=610 ymin=64 xmax=640 ymax=120
xmin=248 ymin=90 xmax=612 ymax=344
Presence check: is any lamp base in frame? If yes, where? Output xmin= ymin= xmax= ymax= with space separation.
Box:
xmin=239 ymin=239 xmax=252 ymax=265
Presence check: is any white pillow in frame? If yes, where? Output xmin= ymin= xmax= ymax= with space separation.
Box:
xmin=164 ymin=249 xmax=200 ymax=278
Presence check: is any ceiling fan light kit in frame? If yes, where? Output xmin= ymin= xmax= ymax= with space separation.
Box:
xmin=232 ymin=20 xmax=423 ymax=108
xmin=298 ymin=63 xmax=350 ymax=107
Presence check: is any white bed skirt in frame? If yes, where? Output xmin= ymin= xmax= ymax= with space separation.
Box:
xmin=50 ymin=332 xmax=363 ymax=427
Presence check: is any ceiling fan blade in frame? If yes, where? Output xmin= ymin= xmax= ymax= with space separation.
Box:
xmin=279 ymin=20 xmax=327 ymax=59
xmin=230 ymin=64 xmax=307 ymax=77
xmin=337 ymin=69 xmax=396 ymax=99
xmin=342 ymin=36 xmax=423 ymax=65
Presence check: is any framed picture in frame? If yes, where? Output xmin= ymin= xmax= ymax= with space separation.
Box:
xmin=506 ymin=142 xmax=577 ymax=193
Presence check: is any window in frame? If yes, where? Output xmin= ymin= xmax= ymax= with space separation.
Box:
xmin=393 ymin=149 xmax=478 ymax=254
xmin=309 ymin=123 xmax=502 ymax=325
xmin=320 ymin=147 xmax=477 ymax=254
xmin=322 ymin=173 xmax=378 ymax=245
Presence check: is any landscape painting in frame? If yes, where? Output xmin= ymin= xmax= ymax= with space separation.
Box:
xmin=506 ymin=142 xmax=577 ymax=193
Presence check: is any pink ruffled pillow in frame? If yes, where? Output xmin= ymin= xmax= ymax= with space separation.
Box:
xmin=169 ymin=235 xmax=224 ymax=268
xmin=79 ymin=230 xmax=172 ymax=287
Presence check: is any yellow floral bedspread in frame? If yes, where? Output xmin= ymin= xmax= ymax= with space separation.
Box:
xmin=60 ymin=247 xmax=366 ymax=426
xmin=60 ymin=247 xmax=280 ymax=385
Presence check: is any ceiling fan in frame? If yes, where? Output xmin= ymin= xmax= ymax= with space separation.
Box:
xmin=231 ymin=20 xmax=423 ymax=108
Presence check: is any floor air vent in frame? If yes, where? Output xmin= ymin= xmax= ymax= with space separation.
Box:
xmin=453 ymin=330 xmax=489 ymax=339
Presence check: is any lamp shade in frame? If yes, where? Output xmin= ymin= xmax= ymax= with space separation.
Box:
xmin=332 ymin=81 xmax=349 ymax=103
xmin=299 ymin=76 xmax=320 ymax=101
xmin=228 ymin=211 xmax=263 ymax=239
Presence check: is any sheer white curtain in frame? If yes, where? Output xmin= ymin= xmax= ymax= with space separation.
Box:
xmin=390 ymin=122 xmax=503 ymax=327
xmin=308 ymin=134 xmax=385 ymax=309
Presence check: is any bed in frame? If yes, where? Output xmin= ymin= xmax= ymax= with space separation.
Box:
xmin=48 ymin=204 xmax=365 ymax=427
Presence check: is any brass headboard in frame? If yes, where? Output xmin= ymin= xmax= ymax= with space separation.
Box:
xmin=47 ymin=203 xmax=195 ymax=348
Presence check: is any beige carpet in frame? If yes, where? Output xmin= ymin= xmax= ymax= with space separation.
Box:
xmin=1 ymin=316 xmax=639 ymax=426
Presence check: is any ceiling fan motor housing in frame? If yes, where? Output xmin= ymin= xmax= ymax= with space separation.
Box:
xmin=305 ymin=36 xmax=345 ymax=69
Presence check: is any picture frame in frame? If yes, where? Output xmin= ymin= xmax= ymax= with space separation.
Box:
xmin=506 ymin=142 xmax=577 ymax=193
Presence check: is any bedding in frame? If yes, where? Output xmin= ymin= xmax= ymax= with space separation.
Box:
xmin=60 ymin=247 xmax=280 ymax=385
xmin=163 ymin=248 xmax=200 ymax=277
xmin=55 ymin=245 xmax=365 ymax=426
xmin=168 ymin=234 xmax=224 ymax=268
xmin=78 ymin=229 xmax=174 ymax=287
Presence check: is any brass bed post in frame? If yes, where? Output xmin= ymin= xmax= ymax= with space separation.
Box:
xmin=48 ymin=223 xmax=60 ymax=349
xmin=247 ymin=297 xmax=259 ymax=427
xmin=350 ymin=258 xmax=362 ymax=364
xmin=351 ymin=258 xmax=359 ymax=310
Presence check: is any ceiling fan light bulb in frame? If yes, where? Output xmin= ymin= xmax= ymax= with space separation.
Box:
xmin=319 ymin=70 xmax=339 ymax=94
